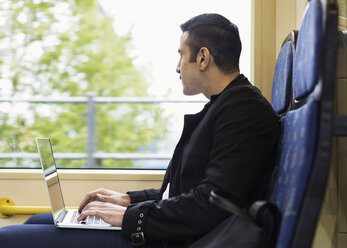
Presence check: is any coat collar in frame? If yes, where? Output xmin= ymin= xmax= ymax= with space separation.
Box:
xmin=210 ymin=74 xmax=246 ymax=103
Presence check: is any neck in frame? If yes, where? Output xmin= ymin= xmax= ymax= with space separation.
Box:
xmin=203 ymin=71 xmax=240 ymax=99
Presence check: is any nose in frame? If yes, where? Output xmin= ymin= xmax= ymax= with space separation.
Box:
xmin=176 ymin=65 xmax=180 ymax=74
xmin=176 ymin=61 xmax=181 ymax=74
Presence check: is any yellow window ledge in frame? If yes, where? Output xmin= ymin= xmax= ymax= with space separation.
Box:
xmin=0 ymin=169 xmax=165 ymax=181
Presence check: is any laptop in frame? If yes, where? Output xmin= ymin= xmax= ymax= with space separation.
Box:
xmin=36 ymin=137 xmax=121 ymax=230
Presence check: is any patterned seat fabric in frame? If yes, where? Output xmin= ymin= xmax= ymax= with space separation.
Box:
xmin=271 ymin=41 xmax=293 ymax=115
xmin=265 ymin=0 xmax=337 ymax=246
xmin=292 ymin=0 xmax=323 ymax=100
xmin=267 ymin=98 xmax=318 ymax=248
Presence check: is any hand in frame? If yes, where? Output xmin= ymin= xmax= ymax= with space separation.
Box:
xmin=78 ymin=188 xmax=131 ymax=212
xmin=78 ymin=201 xmax=126 ymax=226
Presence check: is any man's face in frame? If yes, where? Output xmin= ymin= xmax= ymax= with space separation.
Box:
xmin=176 ymin=32 xmax=202 ymax=96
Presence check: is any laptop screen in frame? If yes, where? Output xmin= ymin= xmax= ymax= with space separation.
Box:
xmin=36 ymin=138 xmax=65 ymax=222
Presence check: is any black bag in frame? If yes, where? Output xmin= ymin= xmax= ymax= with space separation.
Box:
xmin=189 ymin=191 xmax=281 ymax=248
xmin=189 ymin=215 xmax=268 ymax=248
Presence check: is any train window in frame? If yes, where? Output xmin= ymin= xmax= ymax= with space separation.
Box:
xmin=0 ymin=0 xmax=251 ymax=169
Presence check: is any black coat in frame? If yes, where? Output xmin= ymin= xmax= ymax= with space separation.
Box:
xmin=122 ymin=75 xmax=280 ymax=247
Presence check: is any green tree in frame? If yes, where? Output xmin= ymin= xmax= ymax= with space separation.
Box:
xmin=0 ymin=0 xmax=168 ymax=168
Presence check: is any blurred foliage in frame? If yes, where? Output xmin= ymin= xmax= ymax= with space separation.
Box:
xmin=0 ymin=0 xmax=168 ymax=168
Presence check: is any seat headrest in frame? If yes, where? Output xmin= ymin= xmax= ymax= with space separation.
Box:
xmin=293 ymin=0 xmax=323 ymax=100
xmin=271 ymin=41 xmax=293 ymax=114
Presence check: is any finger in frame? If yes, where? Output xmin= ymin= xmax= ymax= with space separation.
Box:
xmin=80 ymin=201 xmax=106 ymax=213
xmin=78 ymin=188 xmax=111 ymax=212
xmin=78 ymin=195 xmax=95 ymax=212
xmin=78 ymin=209 xmax=104 ymax=222
xmin=96 ymin=193 xmax=114 ymax=203
xmin=78 ymin=203 xmax=126 ymax=226
xmin=78 ymin=189 xmax=105 ymax=212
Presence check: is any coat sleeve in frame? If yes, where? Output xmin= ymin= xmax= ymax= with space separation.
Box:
xmin=122 ymin=88 xmax=280 ymax=243
xmin=126 ymin=162 xmax=172 ymax=203
xmin=122 ymin=182 xmax=228 ymax=242
xmin=127 ymin=189 xmax=161 ymax=203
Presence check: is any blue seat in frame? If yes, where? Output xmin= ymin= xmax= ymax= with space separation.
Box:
xmin=271 ymin=31 xmax=297 ymax=115
xmin=267 ymin=99 xmax=319 ymax=247
xmin=207 ymin=1 xmax=339 ymax=247
xmin=267 ymin=0 xmax=339 ymax=247
xmin=292 ymin=0 xmax=324 ymax=101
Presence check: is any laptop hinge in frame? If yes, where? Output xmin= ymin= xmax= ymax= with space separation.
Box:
xmin=56 ymin=209 xmax=67 ymax=223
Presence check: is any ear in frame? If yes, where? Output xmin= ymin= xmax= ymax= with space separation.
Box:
xmin=197 ymin=47 xmax=211 ymax=71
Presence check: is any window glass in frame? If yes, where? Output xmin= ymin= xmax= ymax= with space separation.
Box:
xmin=0 ymin=0 xmax=251 ymax=169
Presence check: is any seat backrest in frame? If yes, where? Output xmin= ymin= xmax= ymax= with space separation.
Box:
xmin=292 ymin=0 xmax=324 ymax=101
xmin=266 ymin=0 xmax=339 ymax=247
xmin=267 ymin=98 xmax=319 ymax=247
xmin=271 ymin=31 xmax=298 ymax=115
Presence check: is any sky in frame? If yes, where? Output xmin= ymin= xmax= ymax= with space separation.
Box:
xmin=99 ymin=0 xmax=252 ymax=100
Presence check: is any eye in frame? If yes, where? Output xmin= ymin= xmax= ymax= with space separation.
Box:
xmin=178 ymin=50 xmax=183 ymax=58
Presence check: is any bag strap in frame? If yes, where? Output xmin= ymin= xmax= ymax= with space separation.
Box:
xmin=210 ymin=191 xmax=281 ymax=247
xmin=209 ymin=190 xmax=251 ymax=220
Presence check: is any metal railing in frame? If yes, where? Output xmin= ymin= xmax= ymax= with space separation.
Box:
xmin=0 ymin=197 xmax=51 ymax=219
xmin=0 ymin=94 xmax=207 ymax=168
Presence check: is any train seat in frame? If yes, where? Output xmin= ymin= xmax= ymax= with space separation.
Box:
xmin=205 ymin=0 xmax=340 ymax=247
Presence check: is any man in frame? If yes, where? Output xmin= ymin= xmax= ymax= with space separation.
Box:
xmin=0 ymin=13 xmax=279 ymax=248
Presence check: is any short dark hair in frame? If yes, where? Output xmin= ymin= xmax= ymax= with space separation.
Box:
xmin=180 ymin=13 xmax=242 ymax=74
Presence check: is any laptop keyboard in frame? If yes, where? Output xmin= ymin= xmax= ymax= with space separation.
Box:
xmin=70 ymin=211 xmax=106 ymax=225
